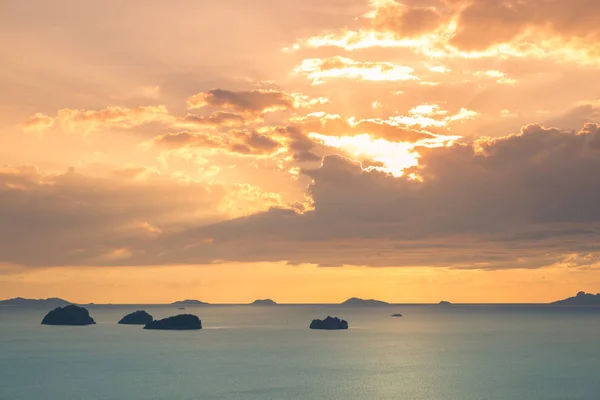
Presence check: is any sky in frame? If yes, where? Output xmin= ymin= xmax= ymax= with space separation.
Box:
xmin=2 ymin=0 xmax=600 ymax=304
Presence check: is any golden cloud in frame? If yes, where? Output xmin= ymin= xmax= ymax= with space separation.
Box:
xmin=150 ymin=130 xmax=282 ymax=156
xmin=20 ymin=113 xmax=55 ymax=132
xmin=20 ymin=105 xmax=173 ymax=134
xmin=294 ymin=56 xmax=417 ymax=84
xmin=187 ymin=89 xmax=295 ymax=115
xmin=289 ymin=0 xmax=600 ymax=63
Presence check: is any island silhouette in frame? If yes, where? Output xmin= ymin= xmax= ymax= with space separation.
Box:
xmin=310 ymin=316 xmax=348 ymax=330
xmin=251 ymin=299 xmax=277 ymax=305
xmin=41 ymin=305 xmax=96 ymax=326
xmin=171 ymin=299 xmax=209 ymax=305
xmin=0 ymin=297 xmax=70 ymax=307
xmin=341 ymin=297 xmax=389 ymax=306
xmin=144 ymin=314 xmax=202 ymax=330
xmin=552 ymin=291 xmax=600 ymax=306
xmin=118 ymin=310 xmax=153 ymax=325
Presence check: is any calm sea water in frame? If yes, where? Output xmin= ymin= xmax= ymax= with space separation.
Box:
xmin=1 ymin=304 xmax=599 ymax=400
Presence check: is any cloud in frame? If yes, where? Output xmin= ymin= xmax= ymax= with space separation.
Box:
xmin=150 ymin=129 xmax=282 ymax=156
xmin=6 ymin=123 xmax=600 ymax=269
xmin=294 ymin=56 xmax=417 ymax=84
xmin=180 ymin=111 xmax=246 ymax=127
xmin=20 ymin=113 xmax=55 ymax=132
xmin=292 ymin=0 xmax=600 ymax=62
xmin=187 ymin=89 xmax=295 ymax=115
xmin=368 ymin=0 xmax=443 ymax=38
xmin=292 ymin=112 xmax=438 ymax=142
xmin=0 ymin=165 xmax=223 ymax=266
xmin=0 ymin=164 xmax=289 ymax=267
xmin=449 ymin=0 xmax=600 ymax=53
xmin=21 ymin=105 xmax=173 ymax=134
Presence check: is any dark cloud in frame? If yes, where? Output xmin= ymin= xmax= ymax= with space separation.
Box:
xmin=278 ymin=125 xmax=322 ymax=163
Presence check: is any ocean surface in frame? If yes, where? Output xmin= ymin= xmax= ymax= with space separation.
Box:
xmin=1 ymin=304 xmax=600 ymax=400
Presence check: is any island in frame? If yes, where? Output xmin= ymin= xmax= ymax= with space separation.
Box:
xmin=341 ymin=297 xmax=389 ymax=306
xmin=439 ymin=300 xmax=452 ymax=305
xmin=171 ymin=299 xmax=209 ymax=305
xmin=309 ymin=316 xmax=348 ymax=330
xmin=391 ymin=313 xmax=403 ymax=317
xmin=144 ymin=314 xmax=202 ymax=330
xmin=551 ymin=291 xmax=600 ymax=306
xmin=118 ymin=310 xmax=153 ymax=325
xmin=1 ymin=297 xmax=71 ymax=307
xmin=41 ymin=305 xmax=96 ymax=326
xmin=251 ymin=299 xmax=277 ymax=305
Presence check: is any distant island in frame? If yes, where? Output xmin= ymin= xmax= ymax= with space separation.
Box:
xmin=310 ymin=316 xmax=348 ymax=330
xmin=251 ymin=299 xmax=277 ymax=305
xmin=0 ymin=297 xmax=71 ymax=307
xmin=41 ymin=305 xmax=96 ymax=326
xmin=551 ymin=291 xmax=600 ymax=306
xmin=341 ymin=297 xmax=389 ymax=306
xmin=144 ymin=314 xmax=202 ymax=330
xmin=171 ymin=299 xmax=209 ymax=305
xmin=391 ymin=313 xmax=402 ymax=317
xmin=439 ymin=300 xmax=452 ymax=305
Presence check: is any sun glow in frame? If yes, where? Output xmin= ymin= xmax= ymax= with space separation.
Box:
xmin=308 ymin=132 xmax=459 ymax=177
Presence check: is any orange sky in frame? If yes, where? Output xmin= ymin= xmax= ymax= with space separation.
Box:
xmin=2 ymin=0 xmax=600 ymax=303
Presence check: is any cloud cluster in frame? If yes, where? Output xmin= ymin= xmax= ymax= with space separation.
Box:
xmin=294 ymin=0 xmax=600 ymax=60
xmin=4 ymin=123 xmax=600 ymax=269
xmin=175 ymin=123 xmax=600 ymax=268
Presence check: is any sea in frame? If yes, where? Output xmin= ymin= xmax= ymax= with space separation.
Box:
xmin=1 ymin=304 xmax=599 ymax=400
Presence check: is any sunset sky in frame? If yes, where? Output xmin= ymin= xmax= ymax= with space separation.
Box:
xmin=2 ymin=0 xmax=600 ymax=303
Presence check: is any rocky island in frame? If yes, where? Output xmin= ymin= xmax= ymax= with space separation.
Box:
xmin=41 ymin=305 xmax=96 ymax=326
xmin=309 ymin=316 xmax=348 ymax=330
xmin=118 ymin=310 xmax=153 ymax=325
xmin=391 ymin=313 xmax=403 ymax=317
xmin=171 ymin=299 xmax=209 ymax=306
xmin=144 ymin=314 xmax=202 ymax=330
xmin=551 ymin=291 xmax=600 ymax=306
xmin=251 ymin=299 xmax=277 ymax=305
xmin=341 ymin=297 xmax=389 ymax=306
xmin=439 ymin=300 xmax=452 ymax=305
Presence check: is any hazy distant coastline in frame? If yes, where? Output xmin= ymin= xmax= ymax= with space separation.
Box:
xmin=3 ymin=293 xmax=599 ymax=306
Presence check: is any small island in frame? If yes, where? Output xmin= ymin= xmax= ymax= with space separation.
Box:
xmin=144 ymin=314 xmax=202 ymax=330
xmin=341 ymin=297 xmax=389 ymax=306
xmin=391 ymin=313 xmax=403 ymax=317
xmin=251 ymin=299 xmax=277 ymax=305
xmin=118 ymin=310 xmax=153 ymax=325
xmin=551 ymin=291 xmax=600 ymax=306
xmin=171 ymin=299 xmax=209 ymax=306
xmin=309 ymin=316 xmax=348 ymax=330
xmin=41 ymin=305 xmax=96 ymax=326
xmin=439 ymin=300 xmax=452 ymax=305
xmin=1 ymin=297 xmax=71 ymax=307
